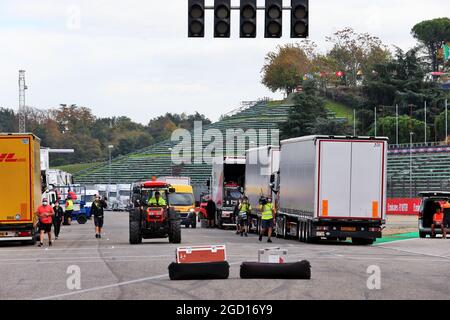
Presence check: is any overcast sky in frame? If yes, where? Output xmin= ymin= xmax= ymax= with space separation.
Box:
xmin=0 ymin=0 xmax=448 ymax=124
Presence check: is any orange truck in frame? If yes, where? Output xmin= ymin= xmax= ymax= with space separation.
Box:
xmin=0 ymin=133 xmax=42 ymax=244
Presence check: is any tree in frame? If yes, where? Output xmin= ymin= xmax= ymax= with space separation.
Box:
xmin=364 ymin=47 xmax=427 ymax=107
xmin=308 ymin=117 xmax=351 ymax=136
xmin=0 ymin=108 xmax=16 ymax=132
xmin=369 ymin=115 xmax=428 ymax=144
xmin=411 ymin=18 xmax=450 ymax=72
xmin=434 ymin=110 xmax=450 ymax=142
xmin=280 ymin=87 xmax=328 ymax=139
xmin=261 ymin=44 xmax=313 ymax=95
xmin=326 ymin=27 xmax=390 ymax=87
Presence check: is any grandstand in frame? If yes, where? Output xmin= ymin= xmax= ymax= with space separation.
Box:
xmin=388 ymin=145 xmax=450 ymax=198
xmin=75 ymin=101 xmax=292 ymax=191
xmin=75 ymin=98 xmax=450 ymax=199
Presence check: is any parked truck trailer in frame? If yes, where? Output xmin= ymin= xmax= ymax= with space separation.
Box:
xmin=0 ymin=133 xmax=41 ymax=244
xmin=245 ymin=146 xmax=280 ymax=233
xmin=211 ymin=156 xmax=246 ymax=228
xmin=273 ymin=136 xmax=387 ymax=245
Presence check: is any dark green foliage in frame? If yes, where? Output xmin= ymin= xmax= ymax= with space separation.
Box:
xmin=0 ymin=106 xmax=210 ymax=167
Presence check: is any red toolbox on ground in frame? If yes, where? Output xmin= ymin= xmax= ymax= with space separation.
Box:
xmin=176 ymin=245 xmax=227 ymax=264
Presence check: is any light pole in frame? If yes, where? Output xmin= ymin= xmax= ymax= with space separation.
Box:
xmin=424 ymin=101 xmax=427 ymax=144
xmin=445 ymin=99 xmax=448 ymax=143
xmin=396 ymin=104 xmax=399 ymax=145
xmin=168 ymin=148 xmax=173 ymax=175
xmin=108 ymin=145 xmax=114 ymax=187
xmin=409 ymin=132 xmax=414 ymax=198
xmin=374 ymin=106 xmax=377 ymax=136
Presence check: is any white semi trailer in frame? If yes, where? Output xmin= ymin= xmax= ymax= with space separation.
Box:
xmin=273 ymin=136 xmax=387 ymax=245
xmin=244 ymin=146 xmax=280 ymax=232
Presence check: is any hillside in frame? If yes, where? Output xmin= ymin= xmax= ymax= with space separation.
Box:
xmin=69 ymin=96 xmax=355 ymax=182
xmin=74 ymin=101 xmax=291 ymax=188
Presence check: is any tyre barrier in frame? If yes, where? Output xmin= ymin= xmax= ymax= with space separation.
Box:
xmin=240 ymin=261 xmax=311 ymax=280
xmin=168 ymin=261 xmax=230 ymax=281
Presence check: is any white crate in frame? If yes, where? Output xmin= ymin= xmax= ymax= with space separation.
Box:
xmin=258 ymin=247 xmax=288 ymax=264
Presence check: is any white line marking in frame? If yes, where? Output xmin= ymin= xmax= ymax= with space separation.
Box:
xmin=376 ymin=246 xmax=450 ymax=260
xmin=0 ymin=254 xmax=173 ymax=262
xmin=37 ymin=261 xmax=243 ymax=300
xmin=37 ymin=273 xmax=169 ymax=300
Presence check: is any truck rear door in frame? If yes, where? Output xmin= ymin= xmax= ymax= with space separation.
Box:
xmin=0 ymin=136 xmax=33 ymax=224
xmin=350 ymin=141 xmax=385 ymax=219
xmin=318 ymin=141 xmax=352 ymax=218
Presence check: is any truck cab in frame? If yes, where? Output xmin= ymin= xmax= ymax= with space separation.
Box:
xmin=169 ymin=184 xmax=196 ymax=228
xmin=211 ymin=156 xmax=246 ymax=229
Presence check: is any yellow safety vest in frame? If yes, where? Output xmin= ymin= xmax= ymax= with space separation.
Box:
xmin=148 ymin=197 xmax=167 ymax=206
xmin=66 ymin=199 xmax=74 ymax=211
xmin=261 ymin=203 xmax=274 ymax=220
xmin=239 ymin=203 xmax=251 ymax=213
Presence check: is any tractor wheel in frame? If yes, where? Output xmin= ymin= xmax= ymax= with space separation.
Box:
xmin=129 ymin=220 xmax=142 ymax=245
xmin=77 ymin=215 xmax=87 ymax=225
xmin=169 ymin=220 xmax=182 ymax=244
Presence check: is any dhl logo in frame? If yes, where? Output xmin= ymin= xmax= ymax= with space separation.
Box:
xmin=0 ymin=153 xmax=26 ymax=163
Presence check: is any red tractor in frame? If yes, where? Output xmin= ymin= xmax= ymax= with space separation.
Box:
xmin=129 ymin=180 xmax=181 ymax=244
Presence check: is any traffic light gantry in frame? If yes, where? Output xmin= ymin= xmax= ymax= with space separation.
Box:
xmin=188 ymin=0 xmax=309 ymax=39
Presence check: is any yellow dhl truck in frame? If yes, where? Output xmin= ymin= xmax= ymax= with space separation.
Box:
xmin=0 ymin=133 xmax=41 ymax=244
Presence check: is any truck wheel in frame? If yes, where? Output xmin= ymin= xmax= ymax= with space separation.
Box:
xmin=217 ymin=214 xmax=223 ymax=229
xmin=298 ymin=221 xmax=304 ymax=242
xmin=276 ymin=217 xmax=284 ymax=238
xmin=77 ymin=215 xmax=87 ymax=224
xmin=305 ymin=221 xmax=311 ymax=243
xmin=129 ymin=220 xmax=142 ymax=245
xmin=169 ymin=220 xmax=182 ymax=244
xmin=419 ymin=232 xmax=427 ymax=238
xmin=352 ymin=238 xmax=374 ymax=245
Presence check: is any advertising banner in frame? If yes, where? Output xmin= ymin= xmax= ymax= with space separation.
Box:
xmin=386 ymin=198 xmax=421 ymax=215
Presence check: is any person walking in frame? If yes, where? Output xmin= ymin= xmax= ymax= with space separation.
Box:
xmin=64 ymin=196 xmax=74 ymax=225
xmin=35 ymin=198 xmax=55 ymax=247
xmin=259 ymin=197 xmax=276 ymax=243
xmin=205 ymin=199 xmax=216 ymax=228
xmin=91 ymin=195 xmax=108 ymax=239
xmin=52 ymin=201 xmax=64 ymax=240
xmin=235 ymin=198 xmax=242 ymax=235
xmin=238 ymin=196 xmax=252 ymax=237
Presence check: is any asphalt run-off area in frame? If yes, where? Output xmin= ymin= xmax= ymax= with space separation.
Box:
xmin=0 ymin=213 xmax=448 ymax=300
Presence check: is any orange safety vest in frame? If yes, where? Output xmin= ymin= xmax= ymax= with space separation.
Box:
xmin=433 ymin=212 xmax=444 ymax=223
